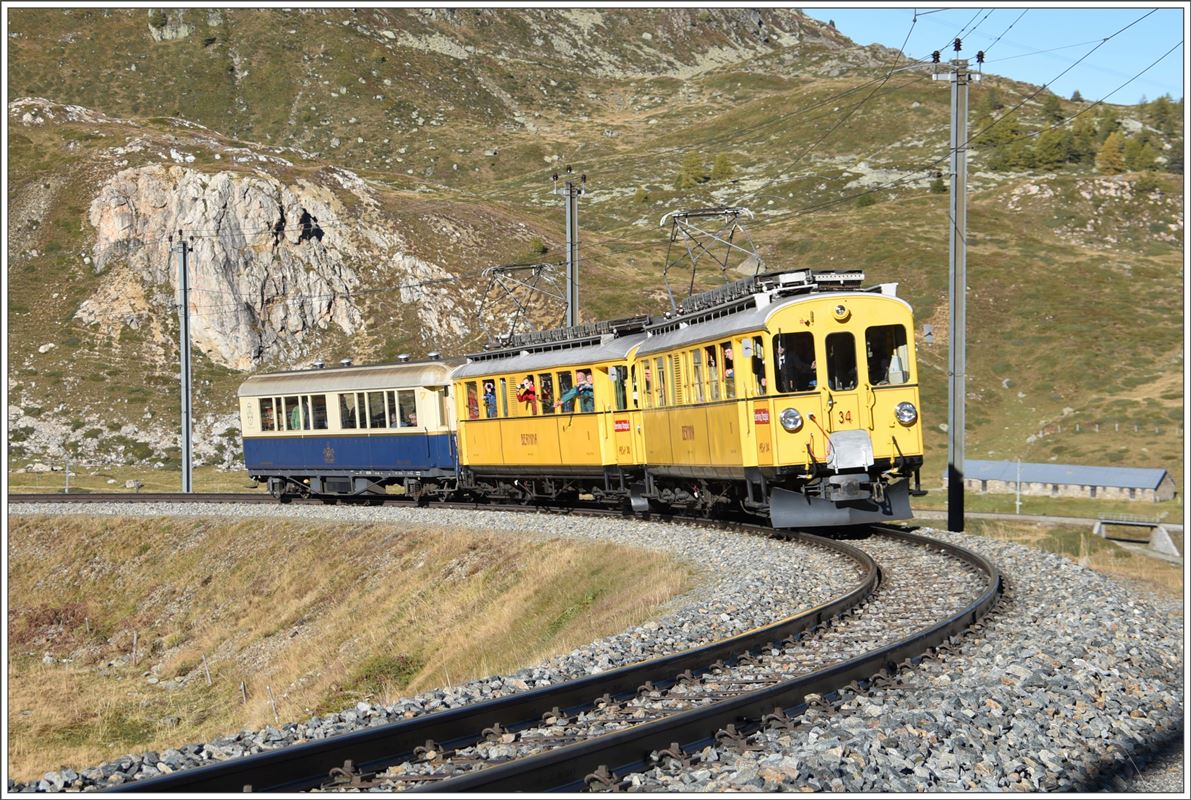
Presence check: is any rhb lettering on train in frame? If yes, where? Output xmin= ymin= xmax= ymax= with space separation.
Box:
xmin=754 ymin=409 xmax=770 ymax=424
xmin=614 ymin=419 xmax=630 ymax=432
xmin=520 ymin=433 xmax=538 ymax=445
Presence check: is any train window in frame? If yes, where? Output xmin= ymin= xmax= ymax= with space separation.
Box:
xmin=865 ymin=325 xmax=910 ymax=385
xmin=612 ymin=365 xmax=628 ymax=411
xmin=340 ymin=393 xmax=359 ymax=429
xmin=691 ymin=350 xmax=705 ymax=403
xmin=655 ymin=357 xmax=667 ymax=407
xmin=516 ymin=375 xmax=538 ymax=416
xmin=773 ymin=332 xmax=817 ymax=393
xmin=538 ymin=373 xmax=555 ymax=415
xmin=499 ymin=378 xmax=509 ymax=417
xmin=284 ymin=396 xmax=301 ymax=430
xmin=310 ymin=395 xmax=329 ymax=429
xmin=466 ymin=382 xmax=480 ymax=420
xmin=630 ymin=364 xmax=639 ymax=408
xmin=367 ymin=391 xmax=386 ymax=428
xmin=641 ymin=363 xmax=653 ymax=409
xmin=705 ymin=345 xmax=720 ymax=401
xmin=825 ymin=332 xmax=858 ymax=391
xmin=557 ymin=371 xmax=574 ymax=413
xmin=437 ymin=388 xmax=448 ymax=428
xmin=397 ymin=390 xmax=418 ymax=427
xmin=384 ymin=390 xmax=398 ymax=427
xmin=300 ymin=396 xmax=312 ymax=430
xmin=259 ymin=398 xmax=276 ymax=431
xmin=750 ymin=336 xmax=767 ymax=395
xmin=721 ymin=342 xmax=736 ymax=399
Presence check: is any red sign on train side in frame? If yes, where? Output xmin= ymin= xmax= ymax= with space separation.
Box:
xmin=614 ymin=419 xmax=630 ymax=432
xmin=754 ymin=408 xmax=770 ymax=424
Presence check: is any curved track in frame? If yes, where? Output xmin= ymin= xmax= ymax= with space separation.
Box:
xmin=13 ymin=494 xmax=1002 ymax=793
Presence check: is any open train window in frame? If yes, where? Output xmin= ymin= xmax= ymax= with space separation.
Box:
xmin=825 ymin=332 xmax=858 ymax=391
xmin=340 ymin=393 xmax=358 ymax=429
xmin=499 ymin=378 xmax=509 ymax=417
xmin=655 ymin=357 xmax=667 ymax=407
xmin=310 ymin=395 xmax=328 ymax=429
xmin=259 ymin=398 xmax=276 ymax=431
xmin=465 ymin=382 xmax=480 ymax=420
xmin=557 ymin=371 xmax=574 ymax=413
xmin=773 ymin=332 xmax=817 ymax=393
xmin=612 ymin=365 xmax=629 ymax=411
xmin=641 ymin=363 xmax=653 ymax=409
xmin=704 ymin=345 xmax=720 ymax=401
xmin=865 ymin=325 xmax=910 ymax=385
xmin=747 ymin=336 xmax=767 ymax=395
xmin=538 ymin=373 xmax=555 ymax=415
xmin=721 ymin=342 xmax=736 ymax=399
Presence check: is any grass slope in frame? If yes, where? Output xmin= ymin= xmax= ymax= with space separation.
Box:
xmin=7 ymin=514 xmax=695 ymax=782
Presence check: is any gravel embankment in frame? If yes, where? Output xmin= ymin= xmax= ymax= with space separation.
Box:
xmin=623 ymin=529 xmax=1184 ymax=793
xmin=9 ymin=502 xmax=862 ymax=792
xmin=364 ymin=534 xmax=987 ymax=790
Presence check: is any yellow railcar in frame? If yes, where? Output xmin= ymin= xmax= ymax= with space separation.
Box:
xmin=632 ymin=269 xmax=923 ymax=525
xmin=451 ymin=317 xmax=650 ymax=503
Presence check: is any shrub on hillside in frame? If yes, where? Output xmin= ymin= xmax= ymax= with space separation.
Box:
xmin=856 ymin=192 xmax=877 ymax=208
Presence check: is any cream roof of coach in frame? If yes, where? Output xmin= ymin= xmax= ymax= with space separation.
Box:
xmin=238 ymin=358 xmax=462 ymax=397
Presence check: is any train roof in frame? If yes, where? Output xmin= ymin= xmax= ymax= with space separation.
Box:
xmin=238 ymin=357 xmax=463 ymax=397
xmin=454 ymin=332 xmax=647 ymax=378
xmin=636 ymin=271 xmax=909 ymax=357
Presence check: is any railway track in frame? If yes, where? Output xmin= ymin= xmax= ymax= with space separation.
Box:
xmin=15 ymin=494 xmax=1002 ymax=793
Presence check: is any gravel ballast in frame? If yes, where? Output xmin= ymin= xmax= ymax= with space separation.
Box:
xmin=625 ymin=529 xmax=1184 ymax=793
xmin=8 ymin=505 xmax=1183 ymax=793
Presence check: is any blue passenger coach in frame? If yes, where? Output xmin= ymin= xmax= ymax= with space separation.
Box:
xmin=237 ymin=357 xmax=461 ymax=499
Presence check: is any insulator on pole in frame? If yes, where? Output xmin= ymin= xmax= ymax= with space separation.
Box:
xmin=931 ymin=50 xmax=941 ymax=64
xmin=953 ymin=37 xmax=962 ymax=53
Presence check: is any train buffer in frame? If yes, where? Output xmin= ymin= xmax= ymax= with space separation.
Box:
xmin=1093 ymin=516 xmax=1181 ymax=561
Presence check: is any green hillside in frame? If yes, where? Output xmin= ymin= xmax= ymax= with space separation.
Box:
xmin=6 ymin=8 xmax=1184 ymax=490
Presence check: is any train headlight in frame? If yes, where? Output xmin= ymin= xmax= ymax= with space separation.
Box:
xmin=780 ymin=408 xmax=803 ymax=432
xmin=895 ymin=402 xmax=918 ymax=425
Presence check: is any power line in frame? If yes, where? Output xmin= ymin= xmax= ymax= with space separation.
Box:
xmin=981 ymin=9 xmax=1027 ymax=56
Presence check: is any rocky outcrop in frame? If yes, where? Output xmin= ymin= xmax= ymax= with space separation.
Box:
xmin=83 ymin=164 xmax=466 ymax=370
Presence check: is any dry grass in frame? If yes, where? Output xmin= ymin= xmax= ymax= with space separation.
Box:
xmin=6 ymin=515 xmax=695 ymax=782
xmin=969 ymin=519 xmax=1184 ymax=599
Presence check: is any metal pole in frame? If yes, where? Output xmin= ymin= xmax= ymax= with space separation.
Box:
xmin=1015 ymin=458 xmax=1022 ymax=515
xmin=178 ymin=235 xmax=193 ymax=493
xmin=946 ymin=59 xmax=970 ymax=533
xmin=564 ymin=182 xmax=576 ymax=327
xmin=64 ymin=450 xmax=70 ymax=494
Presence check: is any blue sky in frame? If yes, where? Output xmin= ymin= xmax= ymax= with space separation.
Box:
xmin=801 ymin=6 xmax=1185 ymax=105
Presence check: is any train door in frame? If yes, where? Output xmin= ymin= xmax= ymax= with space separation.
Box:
xmin=822 ymin=330 xmax=862 ymax=435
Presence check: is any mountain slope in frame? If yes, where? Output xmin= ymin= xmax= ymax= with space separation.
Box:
xmin=6 ymin=8 xmax=1183 ymax=487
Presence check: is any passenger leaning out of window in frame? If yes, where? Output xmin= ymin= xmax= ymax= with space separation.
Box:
xmin=555 ymin=370 xmax=595 ymax=413
xmin=517 ymin=374 xmax=538 ymax=415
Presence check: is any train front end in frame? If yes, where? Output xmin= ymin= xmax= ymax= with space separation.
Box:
xmin=755 ymin=273 xmax=924 ymax=527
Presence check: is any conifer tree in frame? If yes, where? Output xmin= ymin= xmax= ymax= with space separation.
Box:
xmin=1124 ymin=137 xmax=1158 ymax=171
xmin=1096 ymin=131 xmax=1127 ymax=175
xmin=1041 ymin=93 xmax=1064 ymax=122
xmin=675 ymin=151 xmax=705 ymax=189
xmin=1034 ymin=129 xmax=1072 ymax=170
xmin=710 ymin=153 xmax=734 ymax=181
xmin=1070 ymin=89 xmax=1084 ymax=103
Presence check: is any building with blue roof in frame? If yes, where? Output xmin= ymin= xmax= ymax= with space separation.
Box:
xmin=945 ymin=460 xmax=1176 ymax=502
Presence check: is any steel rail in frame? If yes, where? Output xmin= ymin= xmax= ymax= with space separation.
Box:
xmin=107 ymin=524 xmax=878 ymax=792
xmin=415 ymin=527 xmax=1002 ymax=792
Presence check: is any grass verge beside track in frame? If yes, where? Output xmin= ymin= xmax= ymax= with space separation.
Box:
xmin=6 ymin=514 xmax=694 ymax=782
